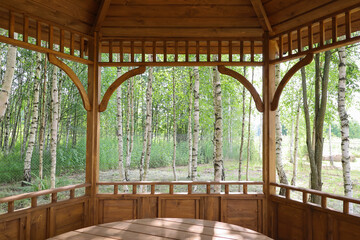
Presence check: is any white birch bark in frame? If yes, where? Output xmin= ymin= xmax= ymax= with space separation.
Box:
xmin=238 ymin=67 xmax=247 ymax=182
xmin=191 ymin=66 xmax=200 ymax=181
xmin=212 ymin=61 xmax=223 ymax=193
xmin=291 ymin=93 xmax=301 ymax=186
xmin=0 ymin=40 xmax=17 ymax=121
xmin=50 ymin=64 xmax=59 ymax=189
xmin=116 ymin=66 xmax=127 ymax=191
xmin=24 ymin=52 xmax=41 ymax=183
xmin=172 ymin=68 xmax=177 ymax=181
xmin=246 ymin=68 xmax=254 ymax=181
xmin=125 ymin=73 xmax=133 ymax=181
xmin=187 ymin=72 xmax=193 ymax=179
xmin=338 ymin=46 xmax=353 ymax=212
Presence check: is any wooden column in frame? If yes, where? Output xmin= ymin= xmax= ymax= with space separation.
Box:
xmin=85 ymin=32 xmax=100 ymax=226
xmin=262 ymin=32 xmax=277 ymax=236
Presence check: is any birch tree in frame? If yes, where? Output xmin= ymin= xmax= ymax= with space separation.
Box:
xmin=0 ymin=40 xmax=17 ymax=122
xmin=238 ymin=67 xmax=247 ymax=181
xmin=23 ymin=52 xmax=41 ymax=184
xmin=191 ymin=66 xmax=200 ymax=181
xmin=187 ymin=71 xmax=193 ymax=179
xmin=291 ymin=93 xmax=301 ymax=186
xmin=275 ymin=64 xmax=288 ymax=195
xmin=338 ymin=46 xmax=353 ymax=211
xmin=125 ymin=72 xmax=134 ymax=181
xmin=212 ymin=63 xmax=223 ymax=192
xmin=172 ymin=67 xmax=177 ymax=181
xmin=50 ymin=64 xmax=59 ymax=189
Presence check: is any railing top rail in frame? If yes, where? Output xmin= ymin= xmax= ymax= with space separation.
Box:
xmin=97 ymin=181 xmax=264 ymax=185
xmin=0 ymin=183 xmax=90 ymax=203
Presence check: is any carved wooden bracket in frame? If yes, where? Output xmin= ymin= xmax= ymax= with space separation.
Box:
xmin=218 ymin=65 xmax=264 ymax=112
xmin=99 ymin=66 xmax=146 ymax=112
xmin=271 ymin=53 xmax=314 ymax=111
xmin=48 ymin=53 xmax=91 ymax=111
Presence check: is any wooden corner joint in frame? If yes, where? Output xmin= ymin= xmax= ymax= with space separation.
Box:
xmin=270 ymin=53 xmax=314 ymax=111
xmin=217 ymin=65 xmax=264 ymax=112
xmin=47 ymin=53 xmax=92 ymax=111
xmin=99 ymin=66 xmax=146 ymax=112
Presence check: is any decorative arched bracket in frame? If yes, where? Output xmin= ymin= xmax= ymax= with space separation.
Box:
xmin=48 ymin=54 xmax=91 ymax=111
xmin=271 ymin=53 xmax=314 ymax=111
xmin=218 ymin=65 xmax=264 ymax=112
xmin=99 ymin=66 xmax=146 ymax=112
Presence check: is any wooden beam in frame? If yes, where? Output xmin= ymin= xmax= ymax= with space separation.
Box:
xmin=99 ymin=66 xmax=146 ymax=112
xmin=48 ymin=54 xmax=91 ymax=111
xmin=218 ymin=65 xmax=264 ymax=112
xmin=271 ymin=53 xmax=313 ymax=111
xmin=92 ymin=0 xmax=112 ymax=33
xmin=250 ymin=0 xmax=273 ymax=34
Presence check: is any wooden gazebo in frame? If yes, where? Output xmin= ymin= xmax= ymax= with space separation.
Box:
xmin=1 ymin=0 xmax=360 ymax=239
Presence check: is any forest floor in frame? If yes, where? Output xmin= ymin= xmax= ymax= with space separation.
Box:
xmin=1 ymin=156 xmax=359 ymax=214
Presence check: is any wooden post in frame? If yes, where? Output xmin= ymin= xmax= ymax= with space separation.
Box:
xmin=85 ymin=32 xmax=100 ymax=226
xmin=263 ymin=31 xmax=277 ymax=237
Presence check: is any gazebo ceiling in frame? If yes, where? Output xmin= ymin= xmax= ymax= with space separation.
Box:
xmin=1 ymin=0 xmax=359 ymax=38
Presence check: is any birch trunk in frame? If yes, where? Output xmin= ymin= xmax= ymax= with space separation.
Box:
xmin=338 ymin=46 xmax=353 ymax=212
xmin=275 ymin=64 xmax=289 ymax=195
xmin=187 ymin=72 xmax=193 ymax=179
xmin=212 ymin=62 xmax=223 ymax=192
xmin=50 ymin=64 xmax=59 ymax=189
xmin=38 ymin=56 xmax=48 ymax=186
xmin=238 ymin=67 xmax=247 ymax=181
xmin=0 ymin=40 xmax=17 ymax=122
xmin=191 ymin=66 xmax=200 ymax=181
xmin=289 ymin=113 xmax=295 ymax=163
xmin=125 ymin=73 xmax=134 ymax=181
xmin=23 ymin=52 xmax=41 ymax=184
xmin=116 ymin=66 xmax=127 ymax=191
xmin=291 ymin=93 xmax=301 ymax=186
xmin=328 ymin=124 xmax=334 ymax=166
xmin=172 ymin=68 xmax=177 ymax=181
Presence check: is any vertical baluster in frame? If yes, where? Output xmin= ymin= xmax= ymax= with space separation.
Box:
xmin=52 ymin=192 xmax=57 ymax=203
xmin=23 ymin=15 xmax=29 ymax=43
xmin=169 ymin=184 xmax=174 ymax=194
xmin=80 ymin=36 xmax=84 ymax=58
xmin=142 ymin=41 xmax=145 ymax=62
xmin=188 ymin=183 xmax=192 ymax=194
xmin=9 ymin=11 xmax=15 ymax=39
xmin=114 ymin=184 xmax=118 ymax=194
xmin=185 ymin=41 xmax=189 ymax=62
xmin=308 ymin=24 xmax=313 ymax=50
xmin=288 ymin=32 xmax=292 ymax=56
xmin=218 ymin=40 xmax=221 ymax=61
xmin=151 ymin=184 xmax=155 ymax=194
xmin=49 ymin=25 xmax=54 ymax=50
xmin=70 ymin=33 xmax=75 ymax=56
xmin=279 ymin=35 xmax=283 ymax=59
xmin=31 ymin=197 xmax=37 ymax=208
xmin=196 ymin=41 xmax=199 ymax=62
xmin=297 ymin=29 xmax=301 ymax=53
xmin=153 ymin=41 xmax=156 ymax=62
xmin=240 ymin=41 xmax=244 ymax=61
xmin=60 ymin=29 xmax=64 ymax=53
xmin=321 ymin=196 xmax=327 ymax=209
xmin=206 ymin=184 xmax=211 ymax=194
xmin=345 ymin=11 xmax=351 ymax=40
xmin=132 ymin=184 xmax=137 ymax=194
xmin=332 ymin=16 xmax=337 ymax=43
xmin=8 ymin=201 xmax=14 ymax=213
xmin=207 ymin=40 xmax=210 ymax=62
xmin=163 ymin=40 xmax=167 ymax=62
xmin=250 ymin=41 xmax=254 ymax=62
xmin=120 ymin=41 xmax=123 ymax=62
xmin=229 ymin=41 xmax=232 ymax=62
xmin=225 ymin=184 xmax=229 ymax=194
xmin=37 ymin=21 xmax=41 ymax=46
xmin=243 ymin=184 xmax=248 ymax=194
xmin=343 ymin=201 xmax=349 ymax=214
xmin=70 ymin=189 xmax=75 ymax=199
xmin=285 ymin=188 xmax=290 ymax=199
xmin=175 ymin=40 xmax=178 ymax=62
xmin=131 ymin=41 xmax=134 ymax=62
xmin=108 ymin=40 xmax=113 ymax=62
xmin=319 ymin=21 xmax=324 ymax=46
xmin=302 ymin=192 xmax=308 ymax=203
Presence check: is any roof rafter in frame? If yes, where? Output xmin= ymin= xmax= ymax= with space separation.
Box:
xmin=92 ymin=0 xmax=112 ymax=34
xmin=250 ymin=0 xmax=273 ymax=34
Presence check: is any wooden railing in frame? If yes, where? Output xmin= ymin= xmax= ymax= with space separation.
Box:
xmin=0 ymin=183 xmax=90 ymax=215
xmin=270 ymin=182 xmax=360 ymax=215
xmin=97 ymin=181 xmax=264 ymax=195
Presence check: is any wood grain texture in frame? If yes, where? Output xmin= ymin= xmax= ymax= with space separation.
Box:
xmin=48 ymin=54 xmax=91 ymax=111
xmin=218 ymin=65 xmax=264 ymax=112
xmin=271 ymin=53 xmax=313 ymax=111
xmin=99 ymin=66 xmax=146 ymax=112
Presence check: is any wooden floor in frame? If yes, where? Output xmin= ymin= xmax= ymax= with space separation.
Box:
xmin=49 ymin=218 xmax=272 ymax=240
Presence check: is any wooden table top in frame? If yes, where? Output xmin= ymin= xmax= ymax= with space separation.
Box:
xmin=49 ymin=218 xmax=272 ymax=240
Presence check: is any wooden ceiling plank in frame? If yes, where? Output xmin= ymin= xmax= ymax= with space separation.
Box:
xmin=92 ymin=0 xmax=112 ymax=33
xmin=251 ymin=0 xmax=273 ymax=33
xmin=111 ymin=0 xmax=250 ymax=6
